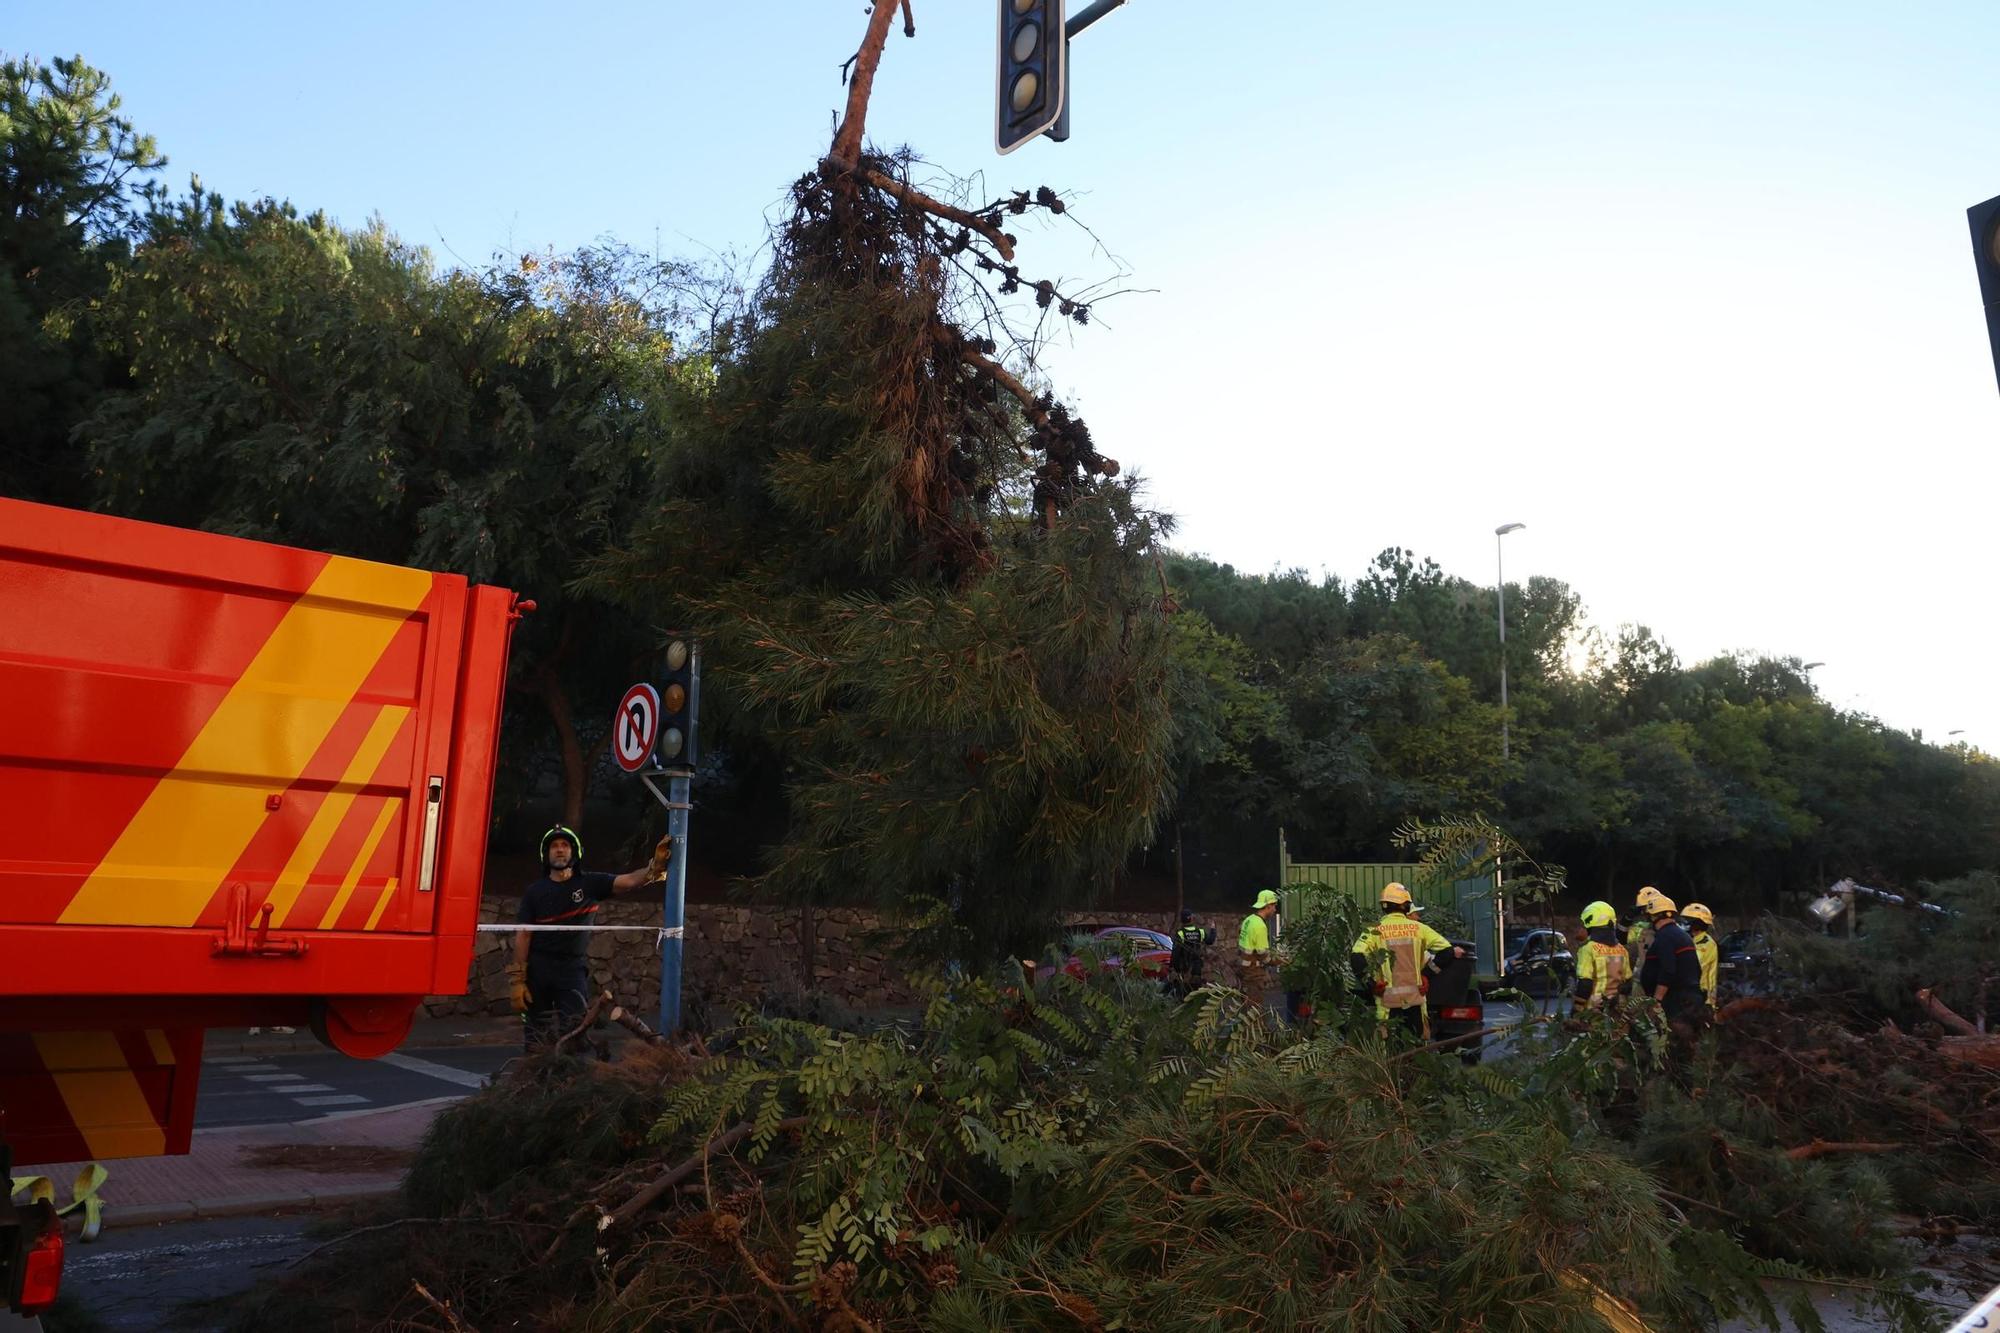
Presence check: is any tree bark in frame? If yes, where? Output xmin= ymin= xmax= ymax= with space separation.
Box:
xmin=534 ymin=609 xmax=590 ymax=828
xmin=1918 ymin=987 xmax=1980 ymax=1037
xmin=607 ymin=1117 xmax=810 ymax=1231
xmin=1939 ymin=1036 xmax=2000 ymax=1069
xmin=828 ymin=1 xmax=905 ymax=172
xmin=1172 ymin=821 xmax=1185 ymax=933
xmin=539 ymin=664 xmax=587 ymax=829
xmin=1784 ymin=1139 xmax=1902 ymax=1162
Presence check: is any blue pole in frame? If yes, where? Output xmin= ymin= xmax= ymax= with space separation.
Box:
xmin=659 ymin=771 xmax=690 ymax=1033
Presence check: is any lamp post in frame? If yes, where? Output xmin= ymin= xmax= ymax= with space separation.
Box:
xmin=1495 ymin=523 xmax=1525 ymax=762
xmin=1492 ymin=522 xmax=1524 ymax=964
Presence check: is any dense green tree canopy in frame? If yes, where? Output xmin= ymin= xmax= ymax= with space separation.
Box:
xmin=2 ymin=52 xmax=1991 ymax=933
xmin=0 ymin=54 xmax=163 ymax=505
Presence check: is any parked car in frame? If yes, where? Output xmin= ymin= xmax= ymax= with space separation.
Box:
xmin=1500 ymin=928 xmax=1575 ymax=994
xmin=1426 ymin=940 xmax=1484 ymax=1063
xmin=1061 ymin=926 xmax=1174 ymax=981
xmin=1717 ymin=929 xmax=1775 ymax=996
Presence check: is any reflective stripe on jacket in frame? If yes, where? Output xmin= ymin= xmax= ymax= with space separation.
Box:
xmin=1694 ymin=932 xmax=1718 ymax=1004
xmin=1576 ymin=940 xmax=1630 ymax=1007
xmin=1352 ymin=913 xmax=1452 ymax=1013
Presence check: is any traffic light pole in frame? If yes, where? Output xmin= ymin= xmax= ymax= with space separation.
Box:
xmin=653 ymin=767 xmax=692 ymax=1034
xmin=1066 ymin=0 xmax=1126 ymax=37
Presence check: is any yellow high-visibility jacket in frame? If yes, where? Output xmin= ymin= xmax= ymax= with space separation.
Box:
xmin=1575 ymin=938 xmax=1631 ymax=1007
xmin=1693 ymin=930 xmax=1718 ymax=1006
xmin=1352 ymin=913 xmax=1451 ymax=1019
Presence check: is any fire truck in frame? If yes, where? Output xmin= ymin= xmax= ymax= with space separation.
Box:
xmin=0 ymin=498 xmax=523 ymax=1316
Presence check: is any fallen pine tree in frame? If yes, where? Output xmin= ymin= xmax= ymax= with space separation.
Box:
xmin=226 ymin=963 xmax=1987 ymax=1333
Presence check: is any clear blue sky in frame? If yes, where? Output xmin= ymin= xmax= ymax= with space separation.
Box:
xmin=15 ymin=2 xmax=2000 ymax=746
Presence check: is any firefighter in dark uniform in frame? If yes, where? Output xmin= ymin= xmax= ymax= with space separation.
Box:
xmin=511 ymin=825 xmax=671 ymax=1049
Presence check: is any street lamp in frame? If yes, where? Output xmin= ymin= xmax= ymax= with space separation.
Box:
xmin=1495 ymin=523 xmax=1525 ymax=762
xmin=1492 ymin=521 xmax=1525 ymax=969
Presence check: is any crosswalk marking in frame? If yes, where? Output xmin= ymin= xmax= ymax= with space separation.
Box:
xmin=378 ymin=1051 xmax=488 ymax=1089
xmin=244 ymin=1073 xmax=304 ymax=1083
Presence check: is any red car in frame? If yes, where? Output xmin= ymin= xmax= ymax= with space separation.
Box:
xmin=1061 ymin=926 xmax=1175 ymax=980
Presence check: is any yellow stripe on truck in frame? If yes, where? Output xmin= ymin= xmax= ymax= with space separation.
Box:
xmin=317 ymin=796 xmax=402 ymax=930
xmin=59 ymin=558 xmax=433 ymax=927
xmin=362 ymin=876 xmax=402 ymax=931
xmin=31 ymin=1032 xmax=166 ymax=1160
xmin=261 ymin=706 xmax=409 ymax=926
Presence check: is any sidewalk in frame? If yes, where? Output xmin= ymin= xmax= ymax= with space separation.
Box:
xmin=200 ymin=1012 xmax=521 ymax=1057
xmin=30 ymin=1096 xmax=465 ymax=1229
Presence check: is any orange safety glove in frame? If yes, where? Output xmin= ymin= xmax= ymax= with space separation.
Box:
xmin=508 ymin=962 xmax=532 ymax=1013
xmin=647 ymin=835 xmax=675 ymax=881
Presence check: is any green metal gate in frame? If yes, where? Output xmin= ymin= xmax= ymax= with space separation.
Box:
xmin=1275 ymin=830 xmax=1498 ymax=972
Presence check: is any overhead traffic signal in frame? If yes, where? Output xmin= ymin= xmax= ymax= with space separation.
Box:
xmin=1967 ymin=194 xmax=2000 ymax=397
xmin=996 ymin=0 xmax=1067 ymax=155
xmin=657 ymin=637 xmax=699 ymax=769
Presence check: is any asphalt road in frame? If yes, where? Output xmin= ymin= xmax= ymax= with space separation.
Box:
xmin=48 ymin=1213 xmax=316 ymax=1332
xmin=194 ymin=1044 xmax=515 ymax=1127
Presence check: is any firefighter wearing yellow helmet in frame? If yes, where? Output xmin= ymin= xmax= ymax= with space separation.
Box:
xmin=1238 ymin=889 xmax=1281 ymax=1001
xmin=1681 ymin=902 xmax=1718 ymax=1011
xmin=1350 ymin=883 xmax=1463 ymax=1041
xmin=1573 ymin=900 xmax=1631 ymax=1009
xmin=1626 ymin=886 xmax=1664 ymax=972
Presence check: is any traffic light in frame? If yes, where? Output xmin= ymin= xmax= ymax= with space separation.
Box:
xmin=657 ymin=637 xmax=699 ymax=769
xmin=1968 ymin=194 xmax=2000 ymax=397
xmin=996 ymin=0 xmax=1067 ymax=155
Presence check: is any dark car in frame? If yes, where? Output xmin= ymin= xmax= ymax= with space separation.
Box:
xmin=1500 ymin=928 xmax=1575 ymax=995
xmin=1426 ymin=940 xmax=1484 ymax=1063
xmin=1061 ymin=926 xmax=1174 ymax=981
xmin=1717 ymin=929 xmax=1774 ymax=996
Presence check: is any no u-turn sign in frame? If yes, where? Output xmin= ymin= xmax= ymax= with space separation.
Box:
xmin=613 ymin=683 xmax=661 ymax=773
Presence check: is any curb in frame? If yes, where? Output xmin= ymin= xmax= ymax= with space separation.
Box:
xmin=201 ymin=1025 xmax=520 ymax=1057
xmin=108 ymin=1182 xmax=399 ymax=1229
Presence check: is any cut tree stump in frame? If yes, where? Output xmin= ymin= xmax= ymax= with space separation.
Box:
xmin=1938 ymin=1035 xmax=2000 ymax=1069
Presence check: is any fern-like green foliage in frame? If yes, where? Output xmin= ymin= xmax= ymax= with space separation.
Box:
xmin=1392 ymin=812 xmax=1569 ymax=906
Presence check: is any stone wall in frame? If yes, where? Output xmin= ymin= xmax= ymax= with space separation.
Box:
xmin=427 ymin=899 xmax=930 ymax=1021
xmin=429 ymin=903 xmax=1256 ymax=1020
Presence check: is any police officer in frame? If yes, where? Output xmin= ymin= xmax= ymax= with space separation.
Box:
xmin=511 ymin=825 xmax=671 ymax=1050
xmin=1350 ymin=884 xmax=1464 ymax=1042
xmin=1168 ymin=909 xmax=1215 ymax=995
xmin=1572 ymin=900 xmax=1631 ymax=1010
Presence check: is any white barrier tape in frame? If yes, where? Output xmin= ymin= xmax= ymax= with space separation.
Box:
xmin=1945 ymin=1282 xmax=2000 ymax=1333
xmin=476 ymin=923 xmax=685 ymax=939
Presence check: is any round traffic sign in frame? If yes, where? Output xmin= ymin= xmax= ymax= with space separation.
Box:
xmin=613 ymin=683 xmax=661 ymax=773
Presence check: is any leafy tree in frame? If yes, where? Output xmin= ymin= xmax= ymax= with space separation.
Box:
xmin=587 ymin=107 xmax=1177 ymax=956
xmin=0 ymin=54 xmax=163 ymax=505
xmin=75 ymin=190 xmax=680 ymax=827
xmin=1152 ymin=609 xmax=1288 ymax=900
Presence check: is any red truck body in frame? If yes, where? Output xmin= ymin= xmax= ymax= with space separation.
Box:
xmin=0 ymin=498 xmax=520 ymax=1167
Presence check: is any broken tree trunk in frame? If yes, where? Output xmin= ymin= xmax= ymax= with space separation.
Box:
xmin=1919 ymin=988 xmax=1980 ymax=1036
xmin=1784 ymin=1139 xmax=1903 ymax=1161
xmin=1939 ymin=1036 xmax=2000 ymax=1070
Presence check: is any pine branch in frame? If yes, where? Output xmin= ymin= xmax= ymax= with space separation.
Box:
xmin=867 ymin=168 xmax=1014 ymax=261
xmin=828 ymin=2 xmax=904 ymax=171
